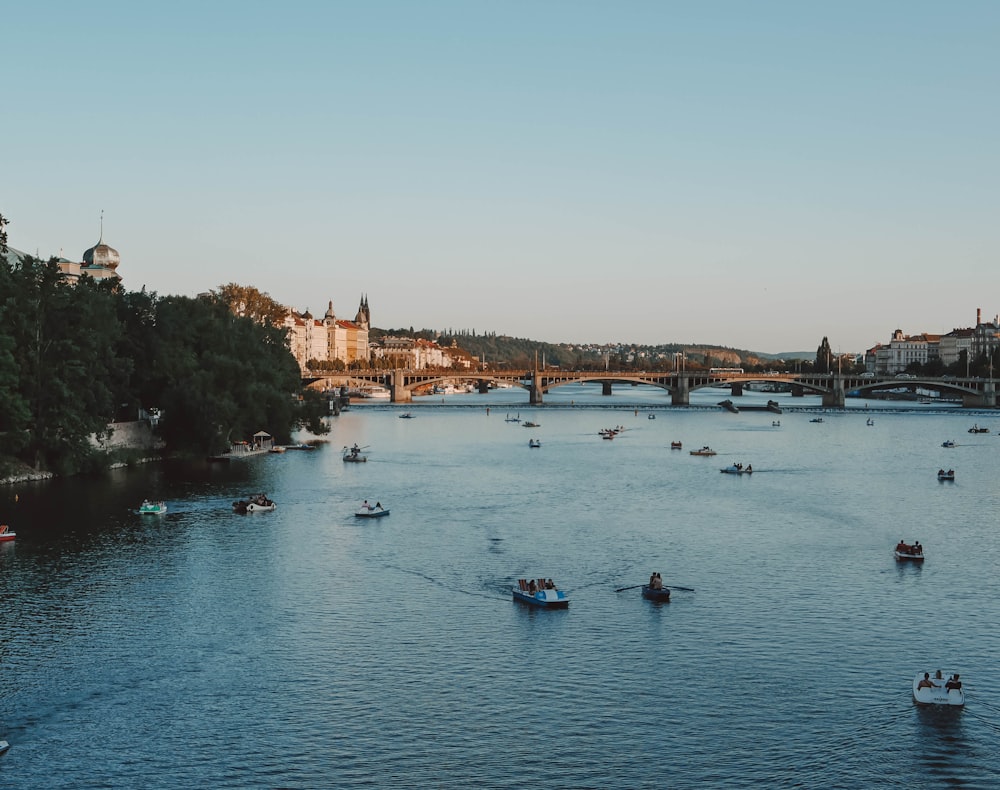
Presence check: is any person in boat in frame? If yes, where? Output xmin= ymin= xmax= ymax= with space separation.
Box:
xmin=374 ymin=501 xmax=382 ymax=510
xmin=545 ymin=579 xmax=556 ymax=589
xmin=896 ymin=539 xmax=908 ymax=553
xmin=945 ymin=674 xmax=962 ymax=690
xmin=913 ymin=541 xmax=923 ymax=554
xmin=528 ymin=579 xmax=538 ymax=594
xmin=746 ymin=464 xmax=752 ymax=473
xmin=362 ymin=499 xmax=370 ymax=511
xmin=917 ymin=673 xmax=939 ymax=690
xmin=650 ymin=573 xmax=663 ymax=590
xmin=935 ymin=670 xmax=944 ymax=680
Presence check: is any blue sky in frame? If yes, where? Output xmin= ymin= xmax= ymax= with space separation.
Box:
xmin=3 ymin=1 xmax=997 ymax=353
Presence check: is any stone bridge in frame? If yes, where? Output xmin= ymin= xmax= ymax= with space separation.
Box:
xmin=306 ymin=369 xmax=999 ymax=409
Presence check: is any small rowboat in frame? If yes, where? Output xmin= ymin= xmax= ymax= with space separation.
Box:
xmin=670 ymin=441 xmax=682 ymax=449
xmin=343 ymin=450 xmax=367 ymax=462
xmin=913 ymin=672 xmax=964 ymax=706
xmin=894 ymin=543 xmax=924 ymax=561
xmin=690 ymin=446 xmax=716 ymax=456
xmin=0 ymin=525 xmax=15 ymax=542
xmin=720 ymin=465 xmax=752 ymax=475
xmin=512 ymin=578 xmax=569 ymax=608
xmin=937 ymin=469 xmax=955 ymax=481
xmin=641 ymin=585 xmax=671 ymax=602
xmin=233 ymin=495 xmax=277 ymax=514
xmin=942 ymin=440 xmax=956 ymax=448
xmin=355 ymin=507 xmax=389 ymax=518
xmin=529 ymin=439 xmax=541 ymax=448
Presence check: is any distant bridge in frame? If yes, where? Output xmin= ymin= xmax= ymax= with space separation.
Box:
xmin=306 ymin=369 xmax=999 ymax=409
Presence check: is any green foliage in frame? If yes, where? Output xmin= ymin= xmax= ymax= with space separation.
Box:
xmin=0 ymin=255 xmax=318 ymax=473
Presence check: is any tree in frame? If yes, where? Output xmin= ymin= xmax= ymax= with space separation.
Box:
xmin=213 ymin=283 xmax=288 ymax=326
xmin=6 ymin=256 xmax=124 ymax=472
xmin=0 ymin=212 xmax=9 ymax=254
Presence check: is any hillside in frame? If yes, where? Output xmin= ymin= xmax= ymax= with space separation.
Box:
xmin=373 ymin=328 xmax=814 ymax=371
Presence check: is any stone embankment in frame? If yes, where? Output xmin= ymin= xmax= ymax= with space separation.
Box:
xmin=2 ymin=420 xmax=165 ymax=486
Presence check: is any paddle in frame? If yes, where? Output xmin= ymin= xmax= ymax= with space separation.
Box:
xmin=615 ymin=583 xmax=696 ymax=592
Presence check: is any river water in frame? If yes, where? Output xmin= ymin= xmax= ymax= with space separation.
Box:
xmin=2 ymin=386 xmax=1000 ymax=788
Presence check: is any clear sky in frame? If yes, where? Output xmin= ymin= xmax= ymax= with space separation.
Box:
xmin=3 ymin=1 xmax=997 ymax=354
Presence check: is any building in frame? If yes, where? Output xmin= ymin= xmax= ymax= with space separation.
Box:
xmin=283 ymin=296 xmax=370 ymax=373
xmin=3 ymin=234 xmax=122 ymax=286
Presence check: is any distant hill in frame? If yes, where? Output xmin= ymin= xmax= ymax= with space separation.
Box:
xmin=373 ymin=327 xmax=814 ymax=370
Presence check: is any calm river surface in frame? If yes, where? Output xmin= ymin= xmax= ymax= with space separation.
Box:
xmin=3 ymin=386 xmax=1000 ymax=788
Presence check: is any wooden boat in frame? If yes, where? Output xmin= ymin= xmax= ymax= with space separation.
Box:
xmin=528 ymin=439 xmax=541 ymax=448
xmin=690 ymin=446 xmax=716 ymax=456
xmin=137 ymin=500 xmax=167 ymax=515
xmin=233 ymin=495 xmax=276 ymax=514
xmin=937 ymin=469 xmax=955 ymax=481
xmin=670 ymin=441 xmax=683 ymax=449
xmin=512 ymin=578 xmax=569 ymax=608
xmin=894 ymin=542 xmax=924 ymax=561
xmin=355 ymin=505 xmax=389 ymax=518
xmin=0 ymin=525 xmax=15 ymax=542
xmin=720 ymin=464 xmax=752 ymax=475
xmin=641 ymin=584 xmax=671 ymax=602
xmin=913 ymin=672 xmax=964 ymax=706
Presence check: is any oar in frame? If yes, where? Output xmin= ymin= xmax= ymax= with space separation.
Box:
xmin=614 ymin=584 xmax=644 ymax=592
xmin=666 ymin=585 xmax=695 ymax=592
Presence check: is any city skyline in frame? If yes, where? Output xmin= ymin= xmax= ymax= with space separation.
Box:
xmin=3 ymin=1 xmax=998 ymax=354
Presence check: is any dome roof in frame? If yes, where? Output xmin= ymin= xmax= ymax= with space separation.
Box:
xmin=83 ymin=238 xmax=120 ymax=270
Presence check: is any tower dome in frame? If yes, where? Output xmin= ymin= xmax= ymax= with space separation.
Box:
xmin=83 ymin=238 xmax=120 ymax=270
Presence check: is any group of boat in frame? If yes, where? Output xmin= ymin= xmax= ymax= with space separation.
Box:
xmin=232 ymin=493 xmax=276 ymax=514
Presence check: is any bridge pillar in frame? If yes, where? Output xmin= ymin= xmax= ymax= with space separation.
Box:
xmin=671 ymin=374 xmax=690 ymax=406
xmin=389 ymin=370 xmax=412 ymax=404
xmin=528 ymin=370 xmax=542 ymax=406
xmin=730 ymin=383 xmax=744 ymax=397
xmin=602 ymin=381 xmax=613 ymax=396
xmin=791 ymin=384 xmax=805 ymax=398
xmin=962 ymin=385 xmax=997 ymax=408
xmin=477 ymin=379 xmax=490 ymax=394
xmin=822 ymin=376 xmax=846 ymax=408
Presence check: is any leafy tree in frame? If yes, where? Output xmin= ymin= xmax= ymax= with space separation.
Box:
xmin=0 ymin=212 xmax=9 ymax=254
xmin=213 ymin=283 xmax=288 ymax=326
xmin=6 ymin=256 xmax=124 ymax=472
